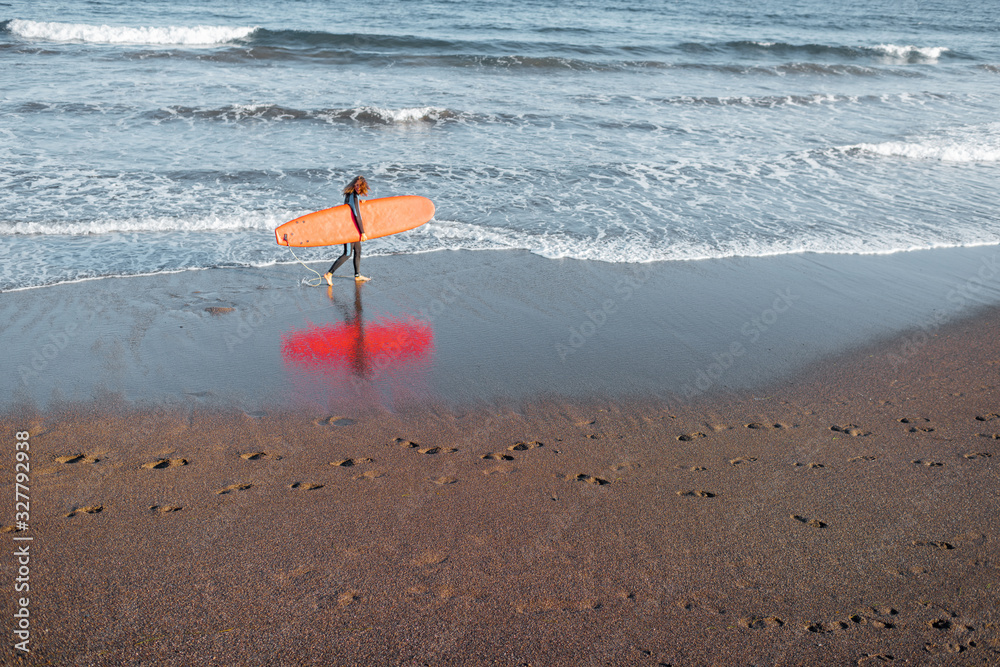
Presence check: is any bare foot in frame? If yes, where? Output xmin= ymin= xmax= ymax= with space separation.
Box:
xmin=323 ymin=272 xmax=333 ymax=286
xmin=355 ymin=275 xmax=371 ymax=282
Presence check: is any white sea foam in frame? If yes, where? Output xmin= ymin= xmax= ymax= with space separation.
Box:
xmin=4 ymin=212 xmax=284 ymax=236
xmin=345 ymin=106 xmax=454 ymax=123
xmin=3 ymin=211 xmax=1000 ymax=293
xmin=869 ymin=43 xmax=949 ymax=62
xmin=7 ymin=19 xmax=257 ymax=46
xmin=847 ymin=123 xmax=1000 ymax=162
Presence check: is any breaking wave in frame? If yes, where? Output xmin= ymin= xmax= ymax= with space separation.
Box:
xmin=844 ymin=123 xmax=1000 ymax=163
xmin=3 ymin=18 xmax=256 ymax=46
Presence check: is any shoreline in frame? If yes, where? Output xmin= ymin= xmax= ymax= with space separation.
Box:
xmin=6 ymin=239 xmax=1000 ymax=296
xmin=4 ymin=245 xmax=1000 ymax=412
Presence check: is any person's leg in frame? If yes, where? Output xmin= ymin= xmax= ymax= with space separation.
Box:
xmin=353 ymin=242 xmax=370 ymax=282
xmin=325 ymin=245 xmax=350 ymax=285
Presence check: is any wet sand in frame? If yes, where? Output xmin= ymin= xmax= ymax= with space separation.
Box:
xmin=4 ymin=246 xmax=1000 ymax=410
xmin=2 ymin=249 xmax=1000 ymax=665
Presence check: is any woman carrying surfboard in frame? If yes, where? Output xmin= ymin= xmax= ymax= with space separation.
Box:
xmin=324 ymin=175 xmax=371 ymax=285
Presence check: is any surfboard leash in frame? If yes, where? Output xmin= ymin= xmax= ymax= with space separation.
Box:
xmin=285 ymin=246 xmax=326 ymax=287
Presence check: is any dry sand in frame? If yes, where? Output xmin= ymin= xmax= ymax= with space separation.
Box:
xmin=2 ymin=306 xmax=998 ymax=666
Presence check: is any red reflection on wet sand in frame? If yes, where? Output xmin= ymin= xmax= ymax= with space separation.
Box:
xmin=281 ymin=317 xmax=433 ymax=377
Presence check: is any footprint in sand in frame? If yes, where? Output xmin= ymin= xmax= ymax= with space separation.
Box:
xmin=847 ymin=609 xmax=897 ymax=629
xmin=857 ymin=654 xmax=896 ymax=665
xmin=729 ymin=457 xmax=757 ymax=466
xmin=976 ymin=433 xmax=1000 ymax=440
xmin=481 ymin=452 xmax=514 ymax=461
xmin=675 ymin=465 xmax=708 ymax=471
xmin=849 ymin=455 xmax=877 ymax=462
xmin=678 ymin=598 xmax=725 ymax=614
xmin=354 ymin=470 xmax=386 ymax=480
xmin=330 ymin=458 xmax=373 ymax=467
xmin=831 ymin=425 xmax=870 ymax=437
xmin=0 ymin=525 xmax=26 ymax=533
xmin=289 ymin=482 xmax=324 ymax=490
xmin=745 ymin=423 xmax=789 ymax=430
xmin=418 ymin=447 xmax=458 ymax=455
xmin=912 ymin=540 xmax=954 ymax=550
xmin=141 ymin=458 xmax=188 ymax=470
xmin=676 ymin=490 xmax=716 ymax=498
xmin=791 ymin=514 xmax=827 ymax=528
xmin=216 ymin=483 xmax=252 ymax=495
xmin=677 ymin=432 xmax=706 ymax=442
xmin=412 ymin=551 xmax=449 ymax=567
xmin=240 ymin=451 xmax=281 ymax=461
xmin=793 ymin=462 xmax=825 ymax=469
xmin=964 ymin=452 xmax=992 ymax=460
xmin=923 ymin=642 xmax=971 ymax=655
xmin=912 ymin=459 xmax=943 ymax=467
xmin=66 ymin=505 xmax=103 ymax=517
xmin=149 ymin=505 xmax=182 ymax=513
xmin=394 ymin=438 xmax=419 ymax=448
xmin=862 ymin=618 xmax=896 ymax=630
xmin=870 ymin=606 xmax=899 ymax=618
xmin=566 ymin=473 xmax=609 ymax=486
xmin=975 ymin=413 xmax=1000 ymax=422
xmin=806 ymin=620 xmax=848 ymax=633
xmin=336 ymin=590 xmax=360 ymax=609
xmin=56 ymin=453 xmax=100 ymax=464
xmin=739 ymin=616 xmax=784 ymax=629
xmin=508 ymin=441 xmax=543 ymax=451
xmin=900 ymin=417 xmax=935 ymax=433
xmin=315 ymin=416 xmax=356 ymax=427
xmin=433 ymin=476 xmax=458 ymax=485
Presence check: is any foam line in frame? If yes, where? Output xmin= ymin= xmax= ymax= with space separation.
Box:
xmin=7 ymin=19 xmax=257 ymax=46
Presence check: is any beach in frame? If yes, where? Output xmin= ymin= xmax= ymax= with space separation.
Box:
xmin=3 ymin=0 xmax=1000 ymax=663
xmin=3 ymin=249 xmax=999 ymax=666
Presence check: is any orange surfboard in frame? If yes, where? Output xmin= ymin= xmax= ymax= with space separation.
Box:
xmin=274 ymin=195 xmax=434 ymax=247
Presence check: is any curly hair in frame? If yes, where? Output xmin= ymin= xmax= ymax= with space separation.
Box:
xmin=342 ymin=175 xmax=370 ymax=196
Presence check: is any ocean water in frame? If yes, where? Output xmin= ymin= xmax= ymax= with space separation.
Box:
xmin=1 ymin=0 xmax=998 ymax=291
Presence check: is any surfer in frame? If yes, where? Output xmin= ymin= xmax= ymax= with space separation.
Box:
xmin=324 ymin=175 xmax=371 ymax=284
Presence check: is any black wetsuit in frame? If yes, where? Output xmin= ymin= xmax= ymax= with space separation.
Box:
xmin=327 ymin=191 xmax=365 ymax=277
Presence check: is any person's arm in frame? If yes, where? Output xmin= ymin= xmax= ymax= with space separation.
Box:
xmin=347 ymin=192 xmax=367 ymax=240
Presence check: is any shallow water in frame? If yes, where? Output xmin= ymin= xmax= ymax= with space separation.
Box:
xmin=2 ymin=0 xmax=999 ymax=291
